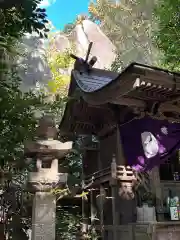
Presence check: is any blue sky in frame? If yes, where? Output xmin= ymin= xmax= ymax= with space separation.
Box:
xmin=39 ymin=0 xmax=90 ymax=30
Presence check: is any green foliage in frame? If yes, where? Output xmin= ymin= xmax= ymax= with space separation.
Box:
xmin=153 ymin=0 xmax=180 ymax=70
xmin=49 ymin=50 xmax=74 ymax=69
xmin=46 ymin=38 xmax=74 ymax=94
xmin=92 ymin=0 xmax=179 ymax=72
xmin=0 ymin=1 xmax=50 ymax=239
xmin=0 ymin=68 xmax=45 ymax=170
xmin=48 ymin=75 xmax=70 ymax=94
xmin=111 ymin=53 xmax=123 ymax=72
xmin=63 ymin=23 xmax=76 ymax=34
xmin=0 ymin=0 xmax=49 ymax=65
xmin=89 ymin=0 xmax=158 ymax=68
xmin=0 ymin=0 xmax=49 ymax=39
xmin=63 ymin=14 xmax=89 ymax=34
xmin=56 ymin=206 xmax=81 ymax=239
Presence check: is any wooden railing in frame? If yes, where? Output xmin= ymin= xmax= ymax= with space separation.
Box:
xmin=84 ymin=164 xmax=137 ymax=186
xmin=84 ymin=167 xmax=111 ymax=186
xmin=94 ymin=222 xmax=180 ymax=240
xmin=84 ymin=161 xmax=151 ymax=194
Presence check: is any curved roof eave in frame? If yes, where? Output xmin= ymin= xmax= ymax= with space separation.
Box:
xmin=73 ymin=62 xmax=180 ymax=105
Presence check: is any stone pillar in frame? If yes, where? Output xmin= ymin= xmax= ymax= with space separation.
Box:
xmin=31 ymin=192 xmax=56 ymax=240
xmin=25 ymin=116 xmax=72 ymax=240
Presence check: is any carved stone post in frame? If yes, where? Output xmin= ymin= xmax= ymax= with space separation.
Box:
xmin=25 ymin=116 xmax=72 ymax=240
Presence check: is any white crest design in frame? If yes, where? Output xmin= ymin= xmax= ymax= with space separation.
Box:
xmin=161 ymin=126 xmax=168 ymax=135
xmin=141 ymin=132 xmax=159 ymax=159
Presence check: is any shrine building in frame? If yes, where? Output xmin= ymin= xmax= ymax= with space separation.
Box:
xmin=60 ymin=49 xmax=180 ymax=240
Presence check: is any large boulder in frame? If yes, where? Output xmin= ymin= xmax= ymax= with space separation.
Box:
xmin=52 ymin=34 xmax=70 ymax=52
xmin=72 ymin=20 xmax=116 ymax=69
xmin=49 ymin=20 xmax=116 ymax=70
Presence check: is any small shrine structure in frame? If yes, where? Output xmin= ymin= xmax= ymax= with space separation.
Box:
xmin=60 ymin=43 xmax=180 ymax=239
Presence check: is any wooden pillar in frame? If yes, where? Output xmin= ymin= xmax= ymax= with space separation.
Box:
xmin=149 ymin=167 xmax=162 ymax=201
xmin=116 ymin=125 xmax=126 ymax=165
xmin=0 ymin=224 xmax=5 ymax=240
xmin=114 ymin=125 xmax=137 ymax=226
xmin=81 ymin=147 xmax=89 ymax=237
xmin=110 ymin=154 xmax=117 ymax=240
xmin=110 ymin=125 xmax=126 ymax=239
xmin=149 ymin=166 xmax=163 ymax=221
xmin=99 ymin=185 xmax=105 ymax=238
xmin=90 ymin=189 xmax=97 ymax=226
xmin=97 ymin=142 xmax=102 ymax=172
xmin=90 ymin=189 xmax=93 ymax=224
xmin=111 ymin=184 xmax=117 ymax=240
xmin=81 ymin=180 xmax=88 ymax=234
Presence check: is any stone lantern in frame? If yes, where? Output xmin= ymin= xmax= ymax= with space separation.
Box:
xmin=24 ymin=116 xmax=72 ymax=240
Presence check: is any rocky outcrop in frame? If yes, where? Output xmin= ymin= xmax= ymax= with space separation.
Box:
xmin=52 ymin=34 xmax=70 ymax=52
xmin=18 ymin=34 xmax=51 ymax=92
xmin=50 ymin=20 xmax=116 ymax=69
xmin=18 ymin=20 xmax=116 ymax=92
xmin=72 ymin=20 xmax=116 ymax=69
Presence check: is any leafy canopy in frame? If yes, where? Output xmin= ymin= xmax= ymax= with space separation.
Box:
xmin=89 ymin=0 xmax=158 ymax=69
xmin=0 ymin=0 xmax=49 ymax=39
xmin=46 ymin=35 xmax=74 ymax=95
xmin=153 ymin=0 xmax=180 ymax=71
xmin=0 ymin=1 xmax=50 ymax=238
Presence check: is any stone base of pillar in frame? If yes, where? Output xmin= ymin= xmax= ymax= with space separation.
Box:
xmin=32 ymin=192 xmax=56 ymax=240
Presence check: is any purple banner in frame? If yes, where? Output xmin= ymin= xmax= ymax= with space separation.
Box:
xmin=120 ymin=117 xmax=180 ymax=171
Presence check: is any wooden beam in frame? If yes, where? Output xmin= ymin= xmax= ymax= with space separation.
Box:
xmin=97 ymin=124 xmax=116 ymax=137
xmin=87 ymin=104 xmax=110 ymax=110
xmin=132 ymin=71 xmax=180 ymax=89
xmin=75 ymin=120 xmax=96 ymax=127
xmin=159 ymin=103 xmax=180 ymax=114
xmin=111 ymin=97 xmax=146 ymax=108
xmin=112 ymin=97 xmax=180 ymax=117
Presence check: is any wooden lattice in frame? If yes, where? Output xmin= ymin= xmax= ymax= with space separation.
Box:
xmin=115 ymin=164 xmax=151 ymax=192
xmin=116 ymin=165 xmax=136 ymax=182
xmin=115 ymin=165 xmax=137 ymax=199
